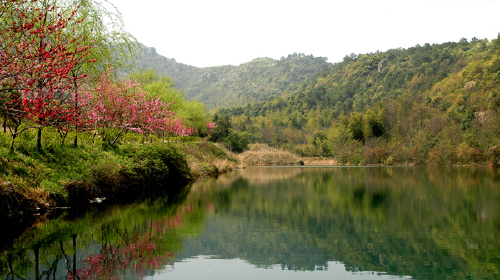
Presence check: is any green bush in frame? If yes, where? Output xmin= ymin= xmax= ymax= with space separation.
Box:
xmin=131 ymin=143 xmax=191 ymax=185
xmin=226 ymin=130 xmax=249 ymax=153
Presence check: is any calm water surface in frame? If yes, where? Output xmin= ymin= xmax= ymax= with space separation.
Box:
xmin=1 ymin=166 xmax=499 ymax=279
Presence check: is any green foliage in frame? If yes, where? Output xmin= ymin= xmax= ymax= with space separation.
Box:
xmin=208 ymin=113 xmax=248 ymax=153
xmin=487 ymin=34 xmax=500 ymax=84
xmin=219 ymin=37 xmax=500 ymax=165
xmin=226 ymin=130 xmax=249 ymax=153
xmin=209 ymin=113 xmax=232 ymax=143
xmin=128 ymin=69 xmax=210 ymax=135
xmin=490 ymin=145 xmax=500 ymax=167
xmin=348 ymin=113 xmax=364 ymax=142
xmin=132 ymin=49 xmax=331 ymax=110
xmin=66 ymin=0 xmax=139 ymax=77
xmin=130 ymin=143 xmax=191 ymax=184
xmin=327 ymin=125 xmax=363 ymax=164
xmin=129 ymin=68 xmax=176 ymax=86
xmin=179 ymin=100 xmax=211 ymax=136
xmin=0 ymin=126 xmax=192 ymax=197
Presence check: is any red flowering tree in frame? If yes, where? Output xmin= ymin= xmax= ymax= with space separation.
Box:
xmin=83 ymin=70 xmax=194 ymax=146
xmin=0 ymin=0 xmax=93 ymax=151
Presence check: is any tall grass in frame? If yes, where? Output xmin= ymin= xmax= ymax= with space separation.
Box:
xmin=237 ymin=143 xmax=303 ymax=166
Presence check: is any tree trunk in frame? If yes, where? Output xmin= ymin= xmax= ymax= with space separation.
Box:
xmin=10 ymin=128 xmax=18 ymax=153
xmin=7 ymin=253 xmax=14 ymax=278
xmin=73 ymin=133 xmax=78 ymax=148
xmin=91 ymin=131 xmax=98 ymax=147
xmin=73 ymin=78 xmax=78 ymax=148
xmin=73 ymin=234 xmax=77 ymax=276
xmin=111 ymin=127 xmax=126 ymax=145
xmin=9 ymin=124 xmax=29 ymax=153
xmin=37 ymin=127 xmax=42 ymax=152
xmin=60 ymin=131 xmax=68 ymax=147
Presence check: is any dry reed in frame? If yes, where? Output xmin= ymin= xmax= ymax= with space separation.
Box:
xmin=237 ymin=143 xmax=302 ymax=166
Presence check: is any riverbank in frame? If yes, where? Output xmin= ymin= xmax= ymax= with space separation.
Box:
xmin=0 ymin=139 xmax=238 ymax=222
xmin=236 ymin=143 xmax=338 ymax=166
xmin=236 ymin=143 xmax=500 ymax=167
xmin=236 ymin=144 xmax=303 ymax=166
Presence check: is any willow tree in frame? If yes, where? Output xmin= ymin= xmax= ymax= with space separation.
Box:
xmin=64 ymin=0 xmax=139 ymax=147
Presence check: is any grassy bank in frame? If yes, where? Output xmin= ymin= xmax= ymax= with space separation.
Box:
xmin=236 ymin=143 xmax=341 ymax=166
xmin=0 ymin=135 xmax=237 ymax=221
xmin=174 ymin=140 xmax=239 ymax=177
xmin=236 ymin=144 xmax=304 ymax=166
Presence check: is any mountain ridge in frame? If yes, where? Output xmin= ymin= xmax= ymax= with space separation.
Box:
xmin=133 ymin=44 xmax=332 ymax=110
xmin=214 ymin=36 xmax=500 ymax=165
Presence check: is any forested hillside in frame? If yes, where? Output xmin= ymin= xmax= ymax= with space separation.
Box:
xmin=216 ymin=37 xmax=500 ymax=165
xmin=134 ymin=45 xmax=331 ymax=110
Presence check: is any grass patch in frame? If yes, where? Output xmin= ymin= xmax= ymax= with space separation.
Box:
xmin=173 ymin=140 xmax=238 ymax=178
xmin=237 ymin=143 xmax=303 ymax=166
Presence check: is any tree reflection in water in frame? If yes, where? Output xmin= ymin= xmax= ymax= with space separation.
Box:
xmin=0 ymin=166 xmax=499 ymax=279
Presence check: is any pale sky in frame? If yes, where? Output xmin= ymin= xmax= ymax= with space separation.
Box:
xmin=107 ymin=0 xmax=500 ymax=68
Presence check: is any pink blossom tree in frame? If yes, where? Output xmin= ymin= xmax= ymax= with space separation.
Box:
xmin=83 ymin=69 xmax=194 ymax=146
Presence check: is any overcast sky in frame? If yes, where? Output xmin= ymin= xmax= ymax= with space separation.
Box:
xmin=107 ymin=0 xmax=500 ymax=68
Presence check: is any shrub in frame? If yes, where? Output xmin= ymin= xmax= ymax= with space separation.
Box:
xmin=490 ymin=145 xmax=500 ymax=167
xmin=131 ymin=143 xmax=191 ymax=185
xmin=225 ymin=130 xmax=249 ymax=153
xmin=364 ymin=145 xmax=389 ymax=165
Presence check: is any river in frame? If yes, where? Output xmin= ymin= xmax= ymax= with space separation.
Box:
xmin=1 ymin=166 xmax=499 ymax=279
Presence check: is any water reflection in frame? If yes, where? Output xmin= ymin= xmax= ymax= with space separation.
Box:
xmin=181 ymin=166 xmax=500 ymax=279
xmin=147 ymin=257 xmax=413 ymax=280
xmin=0 ymin=195 xmax=193 ymax=280
xmin=1 ymin=166 xmax=499 ymax=279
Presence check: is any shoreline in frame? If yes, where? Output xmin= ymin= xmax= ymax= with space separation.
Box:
xmin=0 ymin=140 xmax=238 ymax=224
xmin=1 ymin=141 xmax=495 ymax=225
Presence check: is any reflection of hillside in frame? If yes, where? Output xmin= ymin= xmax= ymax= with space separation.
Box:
xmin=181 ymin=167 xmax=500 ymax=279
xmin=178 ymin=215 xmax=330 ymax=271
xmin=190 ymin=167 xmax=303 ymax=192
xmin=237 ymin=167 xmax=304 ymax=184
xmin=5 ymin=167 xmax=498 ymax=279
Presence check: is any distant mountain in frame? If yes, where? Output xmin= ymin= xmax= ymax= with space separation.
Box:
xmin=222 ymin=38 xmax=498 ymax=119
xmin=216 ymin=37 xmax=500 ymax=165
xmin=133 ymin=44 xmax=332 ymax=110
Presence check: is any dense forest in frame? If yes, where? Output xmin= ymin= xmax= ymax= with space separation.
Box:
xmin=135 ymin=45 xmax=331 ymax=110
xmin=213 ymin=36 xmax=500 ymax=165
